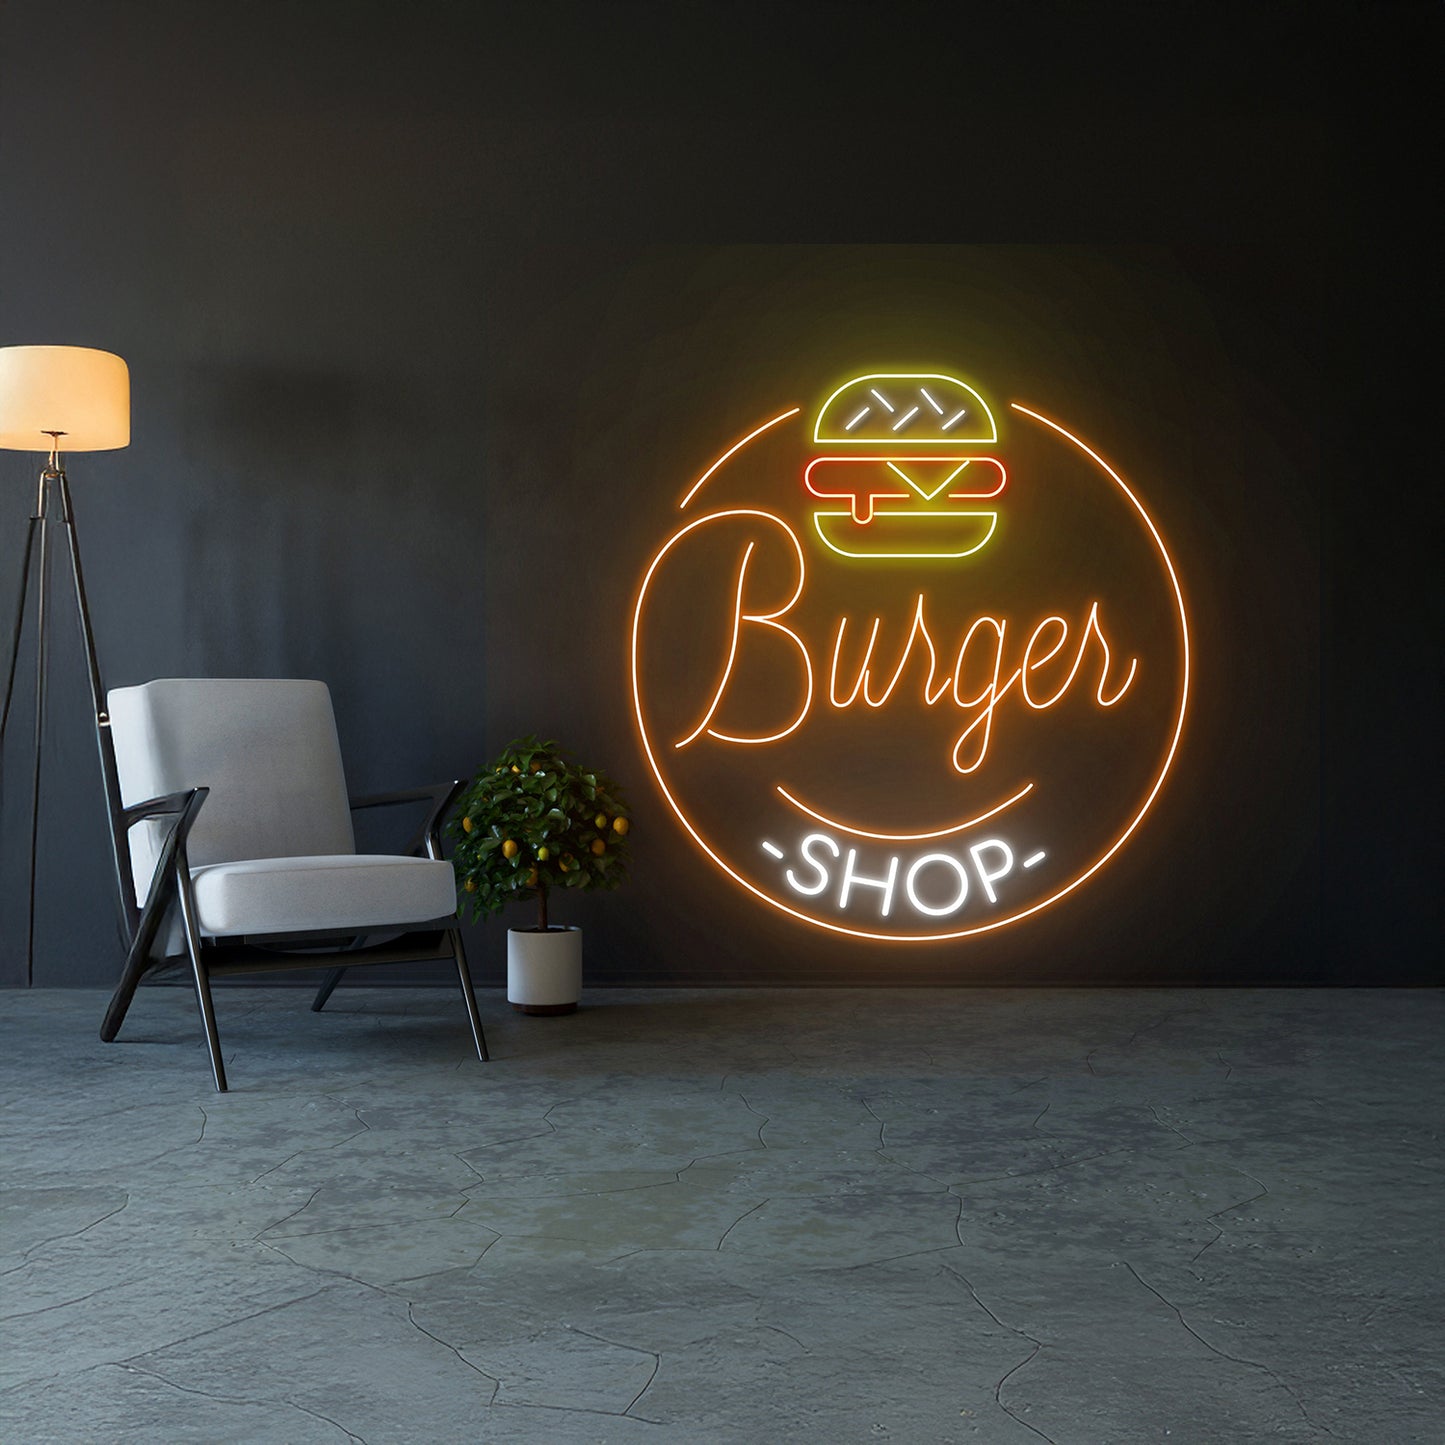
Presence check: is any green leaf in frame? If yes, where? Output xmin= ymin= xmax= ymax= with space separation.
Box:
xmin=445 ymin=737 xmax=633 ymax=919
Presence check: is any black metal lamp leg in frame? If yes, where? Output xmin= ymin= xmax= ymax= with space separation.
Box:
xmin=0 ymin=519 xmax=40 ymax=757
xmin=0 ymin=522 xmax=42 ymax=985
xmin=450 ymin=928 xmax=488 ymax=1062
xmin=310 ymin=966 xmax=347 ymax=1012
xmin=6 ymin=468 xmax=141 ymax=1007
xmin=59 ymin=511 xmax=136 ymax=953
xmin=23 ymin=515 xmax=50 ymax=985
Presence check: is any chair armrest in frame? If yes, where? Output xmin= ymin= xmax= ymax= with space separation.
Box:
xmin=349 ymin=781 xmax=464 ymax=860
xmin=123 ymin=787 xmax=209 ymax=929
xmin=124 ymin=789 xmax=207 ymax=825
xmin=348 ymin=786 xmax=453 ymax=811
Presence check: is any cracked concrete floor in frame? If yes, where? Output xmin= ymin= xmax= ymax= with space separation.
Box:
xmin=0 ymin=987 xmax=1440 ymax=1443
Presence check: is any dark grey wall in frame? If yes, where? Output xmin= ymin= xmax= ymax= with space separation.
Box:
xmin=1 ymin=1 xmax=1437 ymax=986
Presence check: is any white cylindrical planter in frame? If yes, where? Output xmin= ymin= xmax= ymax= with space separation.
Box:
xmin=507 ymin=926 xmax=582 ymax=1015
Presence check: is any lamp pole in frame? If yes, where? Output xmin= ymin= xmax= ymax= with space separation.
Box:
xmin=1 ymin=424 xmax=133 ymax=984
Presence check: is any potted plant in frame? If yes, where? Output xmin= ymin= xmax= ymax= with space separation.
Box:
xmin=448 ymin=736 xmax=632 ymax=1014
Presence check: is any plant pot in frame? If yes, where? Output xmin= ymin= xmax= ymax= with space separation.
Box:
xmin=507 ymin=926 xmax=582 ymax=1015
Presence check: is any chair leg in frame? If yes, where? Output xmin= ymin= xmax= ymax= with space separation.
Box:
xmin=100 ymin=885 xmax=175 ymax=1042
xmin=177 ymin=871 xmax=228 ymax=1092
xmin=100 ymin=931 xmax=153 ymax=1043
xmin=187 ymin=948 xmax=227 ymax=1094
xmin=451 ymin=928 xmax=488 ymax=1062
xmin=311 ymin=966 xmax=347 ymax=1012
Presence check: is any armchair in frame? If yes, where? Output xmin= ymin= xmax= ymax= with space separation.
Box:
xmin=97 ymin=678 xmax=488 ymax=1090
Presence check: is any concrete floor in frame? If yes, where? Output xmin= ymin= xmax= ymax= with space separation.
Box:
xmin=0 ymin=987 xmax=1439 ymax=1444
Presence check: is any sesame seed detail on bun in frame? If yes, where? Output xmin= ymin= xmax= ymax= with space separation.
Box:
xmin=814 ymin=374 xmax=998 ymax=446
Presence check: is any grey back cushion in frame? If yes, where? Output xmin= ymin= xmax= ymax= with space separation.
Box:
xmin=109 ymin=679 xmax=357 ymax=905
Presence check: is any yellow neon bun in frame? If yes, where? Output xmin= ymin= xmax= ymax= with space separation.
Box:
xmin=815 ymin=374 xmax=997 ymax=446
xmin=812 ymin=510 xmax=999 ymax=560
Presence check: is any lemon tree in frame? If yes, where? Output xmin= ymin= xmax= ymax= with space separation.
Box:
xmin=448 ymin=736 xmax=632 ymax=930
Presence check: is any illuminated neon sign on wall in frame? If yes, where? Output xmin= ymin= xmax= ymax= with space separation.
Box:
xmin=807 ymin=374 xmax=1007 ymax=560
xmin=631 ymin=369 xmax=1190 ymax=943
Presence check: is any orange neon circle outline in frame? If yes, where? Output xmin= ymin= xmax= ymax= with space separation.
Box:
xmin=630 ymin=400 xmax=1191 ymax=942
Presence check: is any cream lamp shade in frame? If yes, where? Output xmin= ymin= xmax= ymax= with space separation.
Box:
xmin=0 ymin=345 xmax=130 ymax=452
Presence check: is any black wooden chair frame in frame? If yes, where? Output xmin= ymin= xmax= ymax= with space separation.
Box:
xmin=98 ymin=776 xmax=489 ymax=1091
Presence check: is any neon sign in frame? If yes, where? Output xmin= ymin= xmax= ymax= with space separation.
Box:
xmin=631 ymin=369 xmax=1190 ymax=943
xmin=806 ymin=373 xmax=1007 ymax=560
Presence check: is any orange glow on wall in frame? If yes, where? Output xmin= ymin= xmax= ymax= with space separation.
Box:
xmin=631 ymin=370 xmax=1191 ymax=944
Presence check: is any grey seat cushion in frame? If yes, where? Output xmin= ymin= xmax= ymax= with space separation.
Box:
xmin=189 ymin=854 xmax=457 ymax=937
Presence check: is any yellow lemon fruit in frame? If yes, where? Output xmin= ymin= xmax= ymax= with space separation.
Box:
xmin=590 ymin=837 xmax=606 ymax=856
xmin=594 ymin=812 xmax=607 ymax=830
xmin=461 ymin=816 xmax=473 ymax=834
xmin=612 ymin=816 xmax=630 ymax=835
xmin=537 ymin=846 xmax=550 ymax=861
xmin=511 ymin=764 xmax=520 ymax=774
xmin=527 ymin=869 xmax=539 ymax=887
xmin=463 ymin=879 xmax=476 ymax=893
xmin=502 ymin=839 xmax=519 ymax=859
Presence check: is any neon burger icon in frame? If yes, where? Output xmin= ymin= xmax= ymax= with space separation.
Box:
xmin=804 ymin=372 xmax=1007 ymax=560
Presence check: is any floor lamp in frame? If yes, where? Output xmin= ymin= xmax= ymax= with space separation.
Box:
xmin=0 ymin=345 xmax=132 ymax=983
